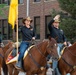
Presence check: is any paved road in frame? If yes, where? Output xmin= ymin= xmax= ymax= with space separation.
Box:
xmin=18 ymin=68 xmax=52 ymax=75
xmin=1 ymin=68 xmax=53 ymax=75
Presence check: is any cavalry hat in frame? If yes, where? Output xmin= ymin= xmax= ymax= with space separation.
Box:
xmin=22 ymin=17 xmax=33 ymax=24
xmin=54 ymin=19 xmax=60 ymax=23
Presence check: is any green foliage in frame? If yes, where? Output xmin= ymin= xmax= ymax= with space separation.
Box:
xmin=60 ymin=18 xmax=76 ymax=43
xmin=0 ymin=4 xmax=7 ymax=8
xmin=58 ymin=0 xmax=76 ymax=18
xmin=0 ymin=4 xmax=8 ymax=18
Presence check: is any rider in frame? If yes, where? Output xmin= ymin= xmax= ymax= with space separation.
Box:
xmin=15 ymin=17 xmax=36 ymax=68
xmin=48 ymin=14 xmax=68 ymax=75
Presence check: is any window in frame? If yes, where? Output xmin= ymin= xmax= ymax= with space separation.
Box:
xmin=18 ymin=18 xmax=23 ymax=41
xmin=18 ymin=0 xmax=23 ymax=4
xmin=0 ymin=0 xmax=7 ymax=4
xmin=0 ymin=0 xmax=10 ymax=5
xmin=0 ymin=20 xmax=2 ymax=33
xmin=45 ymin=15 xmax=52 ymax=38
xmin=44 ymin=0 xmax=56 ymax=2
xmin=8 ymin=24 xmax=13 ymax=40
xmin=34 ymin=0 xmax=41 ymax=2
xmin=45 ymin=0 xmax=49 ymax=1
xmin=0 ymin=19 xmax=13 ymax=40
xmin=2 ymin=20 xmax=7 ymax=39
xmin=34 ymin=16 xmax=40 ymax=39
xmin=0 ymin=0 xmax=23 ymax=5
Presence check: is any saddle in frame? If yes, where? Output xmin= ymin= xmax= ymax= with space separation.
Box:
xmin=6 ymin=42 xmax=35 ymax=64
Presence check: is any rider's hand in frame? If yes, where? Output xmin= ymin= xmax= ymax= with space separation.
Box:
xmin=32 ymin=37 xmax=35 ymax=40
xmin=54 ymin=14 xmax=60 ymax=20
xmin=63 ymin=42 xmax=67 ymax=46
xmin=31 ymin=37 xmax=35 ymax=45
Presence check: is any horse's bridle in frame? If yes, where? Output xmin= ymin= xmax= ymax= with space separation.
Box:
xmin=28 ymin=40 xmax=53 ymax=69
xmin=35 ymin=40 xmax=53 ymax=58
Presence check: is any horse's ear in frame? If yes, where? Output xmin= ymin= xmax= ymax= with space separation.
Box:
xmin=48 ymin=36 xmax=51 ymax=41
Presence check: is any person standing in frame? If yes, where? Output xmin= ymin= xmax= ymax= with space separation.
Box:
xmin=15 ymin=17 xmax=36 ymax=68
xmin=48 ymin=15 xmax=68 ymax=75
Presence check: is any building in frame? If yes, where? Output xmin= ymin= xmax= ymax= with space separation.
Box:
xmin=0 ymin=0 xmax=61 ymax=41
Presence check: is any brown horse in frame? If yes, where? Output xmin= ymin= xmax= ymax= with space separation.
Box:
xmin=0 ymin=40 xmax=13 ymax=75
xmin=5 ymin=37 xmax=59 ymax=75
xmin=0 ymin=47 xmax=4 ymax=75
xmin=58 ymin=42 xmax=76 ymax=75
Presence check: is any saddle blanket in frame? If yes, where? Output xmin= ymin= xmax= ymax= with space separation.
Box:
xmin=6 ymin=45 xmax=35 ymax=64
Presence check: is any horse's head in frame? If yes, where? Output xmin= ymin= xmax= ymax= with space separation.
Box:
xmin=2 ymin=41 xmax=13 ymax=53
xmin=46 ymin=37 xmax=59 ymax=60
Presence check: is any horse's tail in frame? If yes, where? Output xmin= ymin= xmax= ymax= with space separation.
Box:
xmin=2 ymin=59 xmax=8 ymax=75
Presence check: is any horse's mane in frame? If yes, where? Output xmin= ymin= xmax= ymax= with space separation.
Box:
xmin=36 ymin=39 xmax=48 ymax=48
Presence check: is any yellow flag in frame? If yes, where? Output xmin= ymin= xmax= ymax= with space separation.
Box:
xmin=8 ymin=0 xmax=18 ymax=29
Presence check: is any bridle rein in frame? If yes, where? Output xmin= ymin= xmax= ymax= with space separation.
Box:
xmin=28 ymin=40 xmax=53 ymax=69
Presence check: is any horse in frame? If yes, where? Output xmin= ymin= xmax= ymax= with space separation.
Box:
xmin=5 ymin=37 xmax=59 ymax=75
xmin=0 ymin=40 xmax=13 ymax=75
xmin=58 ymin=42 xmax=76 ymax=75
xmin=0 ymin=47 xmax=4 ymax=75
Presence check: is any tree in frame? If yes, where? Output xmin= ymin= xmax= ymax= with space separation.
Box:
xmin=60 ymin=18 xmax=76 ymax=43
xmin=0 ymin=4 xmax=8 ymax=18
xmin=58 ymin=0 xmax=76 ymax=19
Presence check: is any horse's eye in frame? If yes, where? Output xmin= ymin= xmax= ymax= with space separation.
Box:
xmin=51 ymin=46 xmax=53 ymax=48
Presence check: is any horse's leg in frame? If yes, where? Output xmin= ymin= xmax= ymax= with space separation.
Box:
xmin=38 ymin=69 xmax=47 ymax=75
xmin=26 ymin=72 xmax=33 ymax=75
xmin=0 ymin=67 xmax=1 ymax=75
xmin=61 ymin=72 xmax=66 ymax=75
xmin=2 ymin=61 xmax=8 ymax=75
xmin=13 ymin=68 xmax=19 ymax=75
xmin=7 ymin=64 xmax=14 ymax=75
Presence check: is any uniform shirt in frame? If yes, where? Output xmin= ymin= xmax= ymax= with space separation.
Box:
xmin=21 ymin=26 xmax=36 ymax=41
xmin=15 ymin=25 xmax=36 ymax=41
xmin=48 ymin=19 xmax=67 ymax=43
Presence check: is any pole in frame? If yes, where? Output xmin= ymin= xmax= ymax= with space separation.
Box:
xmin=27 ymin=0 xmax=29 ymax=16
xmin=16 ymin=5 xmax=19 ymax=61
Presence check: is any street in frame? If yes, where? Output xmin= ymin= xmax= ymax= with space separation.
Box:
xmin=1 ymin=68 xmax=52 ymax=75
xmin=18 ymin=68 xmax=53 ymax=75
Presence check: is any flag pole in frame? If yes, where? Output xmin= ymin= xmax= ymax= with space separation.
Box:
xmin=16 ymin=6 xmax=19 ymax=62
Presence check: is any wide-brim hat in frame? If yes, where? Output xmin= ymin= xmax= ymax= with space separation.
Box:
xmin=54 ymin=19 xmax=60 ymax=23
xmin=22 ymin=17 xmax=33 ymax=24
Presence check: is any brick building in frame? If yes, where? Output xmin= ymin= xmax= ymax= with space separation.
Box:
xmin=0 ymin=0 xmax=61 ymax=41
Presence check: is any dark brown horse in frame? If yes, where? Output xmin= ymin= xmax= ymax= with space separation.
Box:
xmin=0 ymin=47 xmax=4 ymax=75
xmin=5 ymin=37 xmax=59 ymax=75
xmin=58 ymin=42 xmax=76 ymax=75
xmin=0 ymin=40 xmax=13 ymax=75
